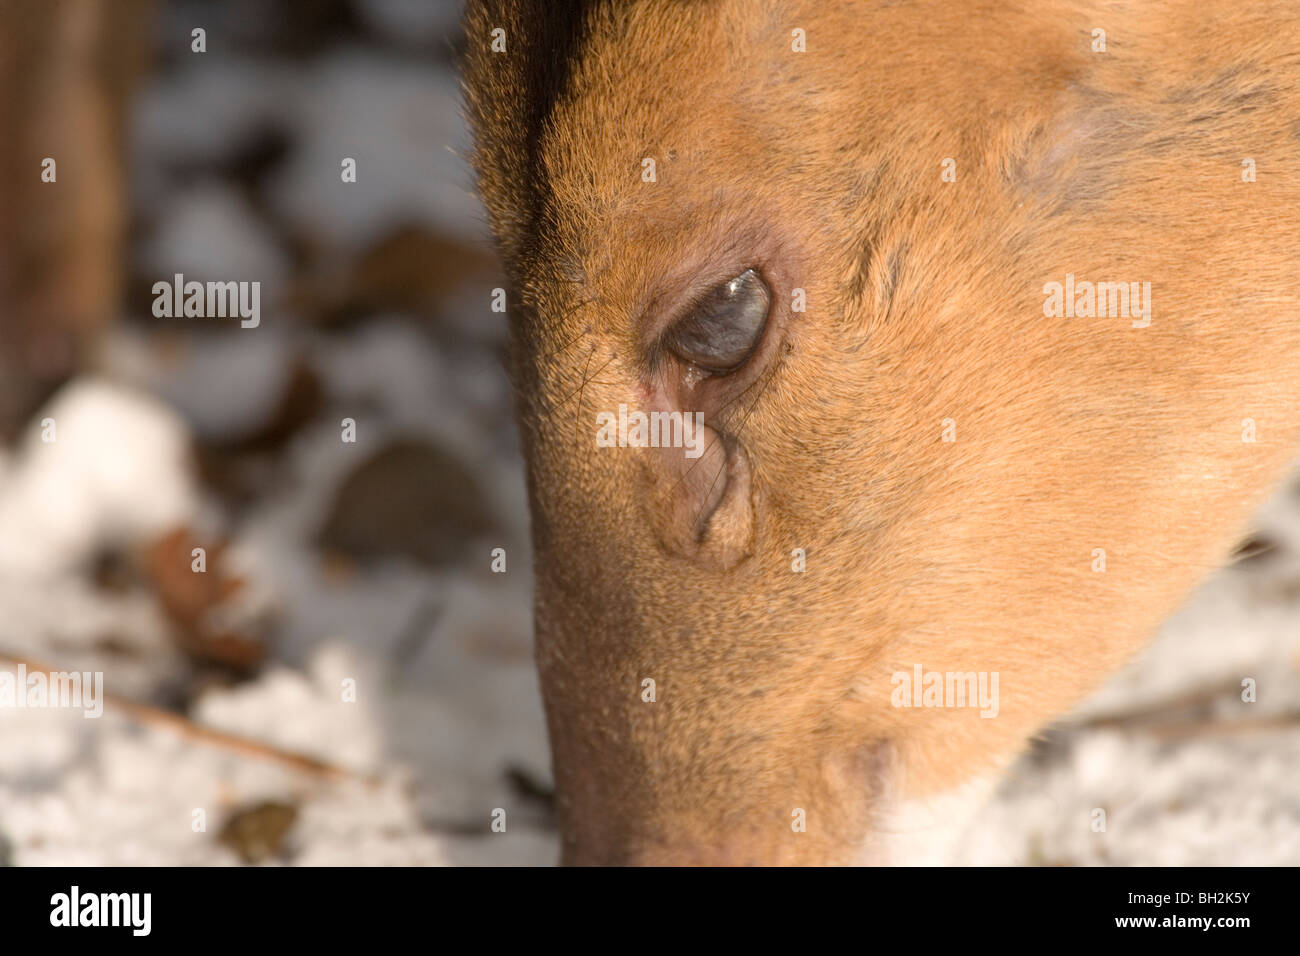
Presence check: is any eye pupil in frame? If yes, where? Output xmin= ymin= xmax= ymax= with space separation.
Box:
xmin=664 ymin=268 xmax=770 ymax=373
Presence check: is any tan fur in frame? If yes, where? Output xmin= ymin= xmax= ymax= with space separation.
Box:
xmin=465 ymin=0 xmax=1300 ymax=864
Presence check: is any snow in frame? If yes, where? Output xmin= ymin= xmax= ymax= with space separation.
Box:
xmin=0 ymin=380 xmax=198 ymax=578
xmin=136 ymin=184 xmax=292 ymax=306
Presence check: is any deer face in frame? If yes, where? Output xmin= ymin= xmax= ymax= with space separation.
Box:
xmin=463 ymin=0 xmax=1300 ymax=863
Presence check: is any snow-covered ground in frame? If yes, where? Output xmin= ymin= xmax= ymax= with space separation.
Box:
xmin=0 ymin=0 xmax=1297 ymax=866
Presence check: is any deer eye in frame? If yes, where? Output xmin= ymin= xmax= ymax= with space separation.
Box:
xmin=662 ymin=268 xmax=770 ymax=373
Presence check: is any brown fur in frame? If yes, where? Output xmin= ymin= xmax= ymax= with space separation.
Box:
xmin=464 ymin=0 xmax=1300 ymax=864
xmin=0 ymin=0 xmax=152 ymax=439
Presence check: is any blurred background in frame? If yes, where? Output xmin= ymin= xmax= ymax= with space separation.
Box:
xmin=0 ymin=0 xmax=1297 ymax=866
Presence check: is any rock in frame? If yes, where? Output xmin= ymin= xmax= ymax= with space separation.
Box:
xmin=318 ymin=438 xmax=495 ymax=567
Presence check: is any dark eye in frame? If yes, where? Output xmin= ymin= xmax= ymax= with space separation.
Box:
xmin=662 ymin=268 xmax=770 ymax=373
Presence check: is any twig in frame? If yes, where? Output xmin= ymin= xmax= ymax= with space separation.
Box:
xmin=1068 ymin=675 xmax=1300 ymax=741
xmin=0 ymin=652 xmax=377 ymax=784
xmin=1109 ymin=712 xmax=1300 ymax=742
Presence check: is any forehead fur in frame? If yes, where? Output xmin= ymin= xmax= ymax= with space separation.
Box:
xmin=461 ymin=2 xmax=807 ymax=297
xmin=461 ymin=0 xmax=623 ymax=288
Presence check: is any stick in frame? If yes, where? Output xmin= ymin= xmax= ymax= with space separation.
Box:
xmin=0 ymin=652 xmax=376 ymax=784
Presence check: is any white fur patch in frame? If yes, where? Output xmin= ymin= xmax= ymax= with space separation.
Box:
xmin=867 ymin=772 xmax=1006 ymax=866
